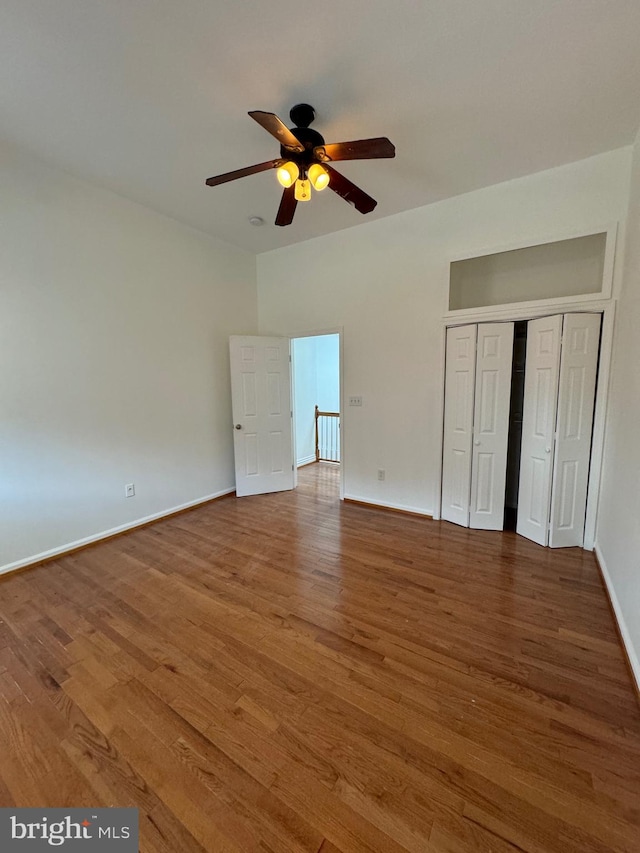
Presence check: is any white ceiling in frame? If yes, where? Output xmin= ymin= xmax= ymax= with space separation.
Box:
xmin=3 ymin=0 xmax=640 ymax=254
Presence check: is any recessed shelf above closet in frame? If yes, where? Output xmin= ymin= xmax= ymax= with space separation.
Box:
xmin=449 ymin=231 xmax=608 ymax=311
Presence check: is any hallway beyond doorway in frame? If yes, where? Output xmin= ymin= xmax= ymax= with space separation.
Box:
xmin=292 ymin=333 xmax=340 ymax=469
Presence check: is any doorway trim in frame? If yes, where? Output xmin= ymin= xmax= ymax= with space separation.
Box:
xmin=435 ymin=298 xmax=616 ymax=550
xmin=289 ymin=327 xmax=344 ymax=501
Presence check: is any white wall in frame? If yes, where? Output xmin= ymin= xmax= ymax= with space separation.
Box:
xmin=597 ymin=131 xmax=640 ymax=690
xmin=258 ymin=148 xmax=631 ymax=515
xmin=292 ymin=334 xmax=340 ymax=465
xmin=0 ymin=143 xmax=257 ymax=572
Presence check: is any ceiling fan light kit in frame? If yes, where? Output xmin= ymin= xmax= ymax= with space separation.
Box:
xmin=308 ymin=163 xmax=330 ymax=191
xmin=276 ymin=161 xmax=299 ymax=188
xmin=294 ymin=178 xmax=311 ymax=202
xmin=205 ymin=103 xmax=395 ymax=226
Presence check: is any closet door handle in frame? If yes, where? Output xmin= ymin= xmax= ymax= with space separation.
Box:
xmin=474 ymin=440 xmax=480 ymax=446
xmin=545 ymin=447 xmax=551 ymax=453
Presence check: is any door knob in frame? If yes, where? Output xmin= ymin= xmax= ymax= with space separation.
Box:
xmin=474 ymin=440 xmax=480 ymax=446
xmin=545 ymin=447 xmax=551 ymax=453
xmin=234 ymin=424 xmax=242 ymax=430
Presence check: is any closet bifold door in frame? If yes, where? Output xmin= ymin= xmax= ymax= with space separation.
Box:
xmin=469 ymin=322 xmax=514 ymax=530
xmin=517 ymin=315 xmax=563 ymax=546
xmin=549 ymin=313 xmax=601 ymax=548
xmin=441 ymin=325 xmax=477 ymax=527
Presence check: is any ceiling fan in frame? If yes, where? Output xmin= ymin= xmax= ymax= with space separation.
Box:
xmin=205 ymin=103 xmax=395 ymax=226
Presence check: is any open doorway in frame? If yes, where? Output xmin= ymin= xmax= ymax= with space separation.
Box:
xmin=291 ymin=333 xmax=341 ymax=493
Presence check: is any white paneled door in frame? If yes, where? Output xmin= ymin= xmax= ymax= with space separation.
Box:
xmin=469 ymin=323 xmax=514 ymax=530
xmin=516 ymin=315 xmax=563 ymax=546
xmin=441 ymin=325 xmax=477 ymax=527
xmin=229 ymin=336 xmax=294 ymax=497
xmin=549 ymin=314 xmax=601 ymax=548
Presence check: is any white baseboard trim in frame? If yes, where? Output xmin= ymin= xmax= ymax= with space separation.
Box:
xmin=297 ymin=454 xmax=316 ymax=467
xmin=0 ymin=487 xmax=235 ymax=578
xmin=594 ymin=543 xmax=640 ymax=694
xmin=343 ymin=493 xmax=433 ymax=517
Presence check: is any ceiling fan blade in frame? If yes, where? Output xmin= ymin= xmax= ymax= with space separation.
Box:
xmin=314 ymin=137 xmax=395 ymax=162
xmin=249 ymin=111 xmax=304 ymax=153
xmin=275 ymin=186 xmax=297 ymax=226
xmin=325 ymin=165 xmax=377 ymax=214
xmin=205 ymin=159 xmax=282 ymax=187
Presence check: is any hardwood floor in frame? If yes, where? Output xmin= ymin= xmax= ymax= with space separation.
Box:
xmin=1 ymin=462 xmax=639 ymax=852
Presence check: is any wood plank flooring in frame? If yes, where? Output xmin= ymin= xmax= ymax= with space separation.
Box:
xmin=1 ymin=462 xmax=639 ymax=852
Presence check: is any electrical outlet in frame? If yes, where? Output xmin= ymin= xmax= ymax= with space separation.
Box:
xmin=125 ymin=483 xmax=135 ymax=498
xmin=349 ymin=396 xmax=363 ymax=407
xmin=377 ymin=468 xmax=385 ymax=481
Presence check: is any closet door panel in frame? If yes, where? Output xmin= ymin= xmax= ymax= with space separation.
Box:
xmin=549 ymin=313 xmax=601 ymax=548
xmin=469 ymin=322 xmax=514 ymax=530
xmin=517 ymin=315 xmax=563 ymax=546
xmin=441 ymin=325 xmax=477 ymax=527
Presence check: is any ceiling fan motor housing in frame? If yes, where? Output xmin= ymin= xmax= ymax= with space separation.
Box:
xmin=280 ymin=127 xmax=325 ymax=164
xmin=279 ymin=104 xmax=326 ymax=172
